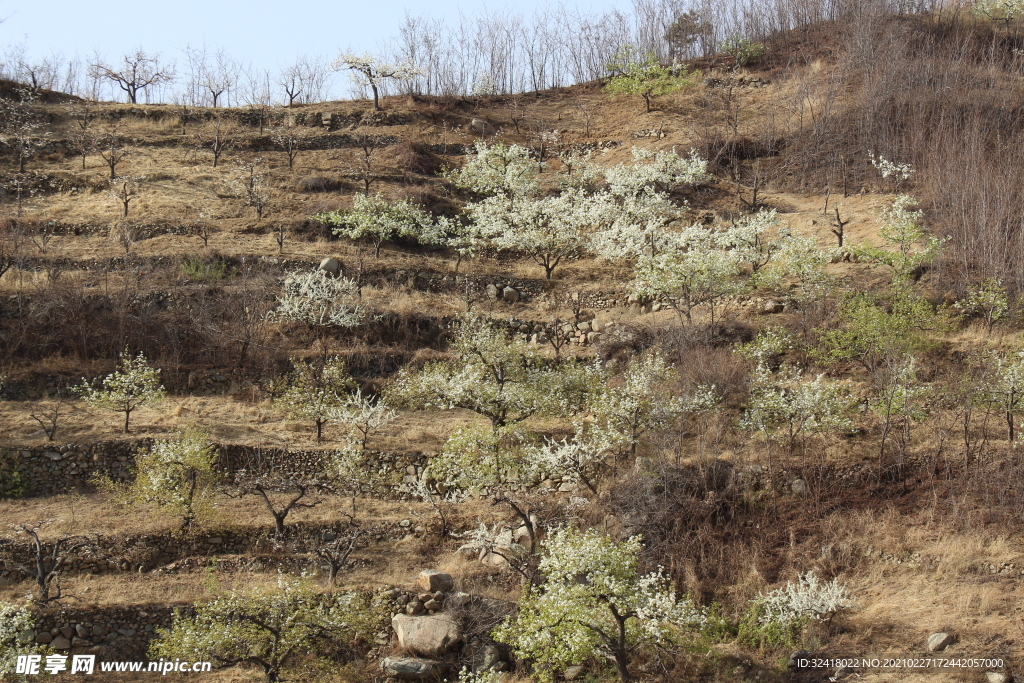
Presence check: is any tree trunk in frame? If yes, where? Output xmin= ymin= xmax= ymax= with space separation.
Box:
xmin=123 ymin=409 xmax=131 ymax=433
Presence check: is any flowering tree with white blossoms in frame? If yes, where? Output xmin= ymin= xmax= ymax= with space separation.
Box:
xmin=150 ymin=577 xmax=384 ymax=683
xmin=495 ymin=527 xmax=707 ymax=683
xmin=629 ymin=226 xmax=743 ymax=326
xmin=107 ymin=427 xmax=220 ymax=529
xmin=388 ymin=317 xmax=597 ymax=430
xmin=330 ymin=388 xmax=398 ymax=452
xmin=719 ymin=208 xmax=792 ymax=274
xmin=756 ymin=570 xmax=852 ymax=627
xmin=979 ymin=348 xmax=1024 ymax=442
xmin=1 ymin=601 xmax=38 ymax=682
xmin=333 ymin=53 xmax=422 ymax=111
xmin=601 ymin=147 xmax=709 ymax=198
xmin=270 ymin=269 xmax=366 ymax=330
xmin=448 ymin=140 xmax=537 ymax=203
xmin=588 ymin=351 xmax=683 ymax=458
xmin=275 ymin=356 xmax=356 ymax=443
xmin=741 ymin=366 xmax=855 ymax=454
xmin=313 ymin=194 xmax=432 ymax=258
xmin=78 ymin=348 xmax=166 ymax=433
xmin=860 ymin=195 xmax=944 ymax=283
xmin=588 ymin=189 xmax=687 ymax=260
xmin=470 ymin=188 xmax=592 ymax=278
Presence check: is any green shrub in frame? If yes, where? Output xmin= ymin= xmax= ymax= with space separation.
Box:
xmin=182 ymin=256 xmax=233 ymax=282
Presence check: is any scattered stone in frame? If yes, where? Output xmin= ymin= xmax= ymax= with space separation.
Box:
xmin=502 ymin=286 xmax=520 ymax=303
xmin=790 ymin=479 xmax=808 ymax=495
xmin=380 ymin=656 xmax=443 ymax=680
xmin=486 ymin=283 xmax=500 ymax=300
xmin=762 ymin=300 xmax=785 ymax=314
xmin=392 ymin=613 xmax=463 ymax=657
xmin=417 ymin=569 xmax=454 ymax=592
xmin=927 ymin=632 xmax=954 ymax=652
xmin=51 ymin=636 xmax=72 ymax=650
xmin=474 ymin=642 xmax=504 ymax=672
xmin=787 ymin=650 xmax=811 ymax=669
xmin=317 ymin=257 xmax=341 ymax=278
xmin=985 ymin=672 xmax=1011 ymax=683
xmin=406 ymin=601 xmax=424 ymax=616
xmin=423 ymin=599 xmax=441 ymax=611
xmin=564 ymin=665 xmax=585 ymax=680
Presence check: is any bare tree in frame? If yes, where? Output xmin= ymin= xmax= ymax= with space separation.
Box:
xmin=30 ymin=386 xmax=72 ymax=442
xmin=97 ymin=119 xmax=131 ymax=179
xmin=200 ymin=113 xmax=235 ymax=167
xmin=344 ymin=134 xmax=380 ymax=195
xmin=278 ymin=56 xmax=327 ymax=107
xmin=89 ymin=50 xmax=176 ymax=104
xmin=0 ymin=218 xmax=24 ymax=280
xmin=3 ymin=523 xmax=94 ymax=604
xmin=66 ymin=101 xmax=96 ymax=170
xmin=313 ymin=520 xmax=364 ymax=588
xmin=228 ymin=473 xmax=324 ymax=540
xmin=238 ymin=156 xmax=270 ymax=221
xmin=0 ymin=88 xmax=47 ymax=173
xmin=242 ymin=67 xmax=274 ymax=133
xmin=109 ymin=176 xmax=142 ymax=218
xmin=271 ymin=126 xmax=306 ymax=169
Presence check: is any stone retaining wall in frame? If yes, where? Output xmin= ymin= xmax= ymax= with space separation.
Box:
xmin=0 ymin=440 xmax=430 ymax=498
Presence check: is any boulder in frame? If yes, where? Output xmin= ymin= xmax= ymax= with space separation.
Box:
xmin=51 ymin=636 xmax=72 ymax=650
xmin=787 ymin=650 xmax=811 ymax=669
xmin=502 ymin=286 xmax=520 ymax=303
xmin=417 ymin=569 xmax=454 ymax=592
xmin=564 ymin=665 xmax=585 ymax=680
xmin=318 ymin=257 xmax=341 ymax=278
xmin=35 ymin=631 xmax=52 ymax=644
xmin=380 ymin=656 xmax=443 ymax=680
xmin=762 ymin=300 xmax=785 ymax=314
xmin=927 ymin=632 xmax=954 ymax=652
xmin=486 ymin=283 xmax=500 ymax=300
xmin=392 ymin=613 xmax=462 ymax=657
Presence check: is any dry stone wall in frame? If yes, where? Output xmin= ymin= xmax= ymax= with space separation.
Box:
xmin=1 ymin=440 xmax=429 ymax=497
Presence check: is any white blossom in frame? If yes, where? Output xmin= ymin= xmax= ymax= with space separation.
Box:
xmin=270 ymin=269 xmax=366 ymax=328
xmin=77 ymin=348 xmax=166 ymax=433
xmin=494 ymin=527 xmax=706 ymax=683
xmin=757 ymin=571 xmax=852 ymax=626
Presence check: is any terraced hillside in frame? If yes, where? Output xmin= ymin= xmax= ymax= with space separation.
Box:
xmin=2 ymin=14 xmax=1024 ymax=683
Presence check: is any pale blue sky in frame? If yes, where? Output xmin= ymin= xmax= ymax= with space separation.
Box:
xmin=3 ymin=0 xmax=633 ymax=100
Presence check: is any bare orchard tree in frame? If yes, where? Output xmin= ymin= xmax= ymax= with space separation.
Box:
xmin=184 ymin=45 xmax=237 ymax=107
xmin=270 ymin=125 xmax=306 ymax=169
xmin=278 ymin=56 xmax=328 ymax=107
xmin=237 ymin=157 xmax=271 ymax=221
xmin=3 ymin=523 xmax=95 ymax=604
xmin=89 ymin=50 xmax=176 ymax=104
xmin=241 ymin=67 xmax=274 ymax=133
xmin=227 ymin=473 xmax=324 ymax=541
xmin=313 ymin=519 xmax=365 ymax=588
xmin=333 ymin=53 xmax=422 ymax=111
xmin=97 ymin=119 xmax=131 ymax=180
xmin=109 ymin=175 xmax=143 ymax=218
xmin=66 ymin=101 xmax=96 ymax=170
xmin=0 ymin=88 xmax=48 ymax=173
xmin=199 ymin=113 xmax=236 ymax=167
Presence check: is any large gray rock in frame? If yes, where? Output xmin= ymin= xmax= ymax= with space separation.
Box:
xmin=927 ymin=632 xmax=954 ymax=652
xmin=392 ymin=613 xmax=462 ymax=657
xmin=417 ymin=570 xmax=454 ymax=592
xmin=502 ymin=286 xmax=520 ymax=303
xmin=380 ymin=656 xmax=443 ymax=680
xmin=318 ymin=257 xmax=341 ymax=278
